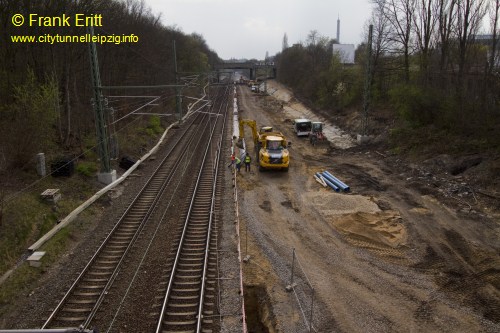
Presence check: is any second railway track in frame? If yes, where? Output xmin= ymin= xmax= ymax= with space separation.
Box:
xmin=155 ymin=88 xmax=228 ymax=333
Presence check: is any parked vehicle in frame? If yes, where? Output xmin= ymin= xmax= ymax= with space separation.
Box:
xmin=309 ymin=121 xmax=326 ymax=146
xmin=293 ymin=119 xmax=312 ymax=137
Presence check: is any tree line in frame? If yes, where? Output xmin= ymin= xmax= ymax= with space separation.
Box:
xmin=0 ymin=0 xmax=219 ymax=170
xmin=276 ymin=0 xmax=499 ymax=151
xmin=276 ymin=31 xmax=363 ymax=111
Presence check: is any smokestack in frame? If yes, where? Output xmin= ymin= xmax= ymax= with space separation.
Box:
xmin=337 ymin=16 xmax=340 ymax=43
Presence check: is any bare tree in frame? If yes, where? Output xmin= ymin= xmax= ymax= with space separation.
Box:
xmin=370 ymin=0 xmax=392 ymax=68
xmin=379 ymin=0 xmax=417 ymax=82
xmin=488 ymin=0 xmax=500 ymax=74
xmin=456 ymin=0 xmax=488 ymax=89
xmin=413 ymin=0 xmax=439 ymax=77
xmin=437 ymin=0 xmax=457 ymax=71
xmin=306 ymin=30 xmax=320 ymax=46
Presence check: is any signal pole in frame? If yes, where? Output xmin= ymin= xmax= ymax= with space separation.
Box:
xmin=173 ymin=40 xmax=182 ymax=123
xmin=359 ymin=24 xmax=373 ymax=144
xmin=88 ymin=26 xmax=116 ymax=184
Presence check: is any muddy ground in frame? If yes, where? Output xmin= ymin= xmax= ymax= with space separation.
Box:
xmin=236 ymin=81 xmax=500 ymax=332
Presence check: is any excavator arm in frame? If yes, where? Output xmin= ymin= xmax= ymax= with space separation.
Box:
xmin=238 ymin=119 xmax=259 ymax=145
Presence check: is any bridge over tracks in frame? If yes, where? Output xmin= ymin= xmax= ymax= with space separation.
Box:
xmin=214 ymin=61 xmax=276 ymax=80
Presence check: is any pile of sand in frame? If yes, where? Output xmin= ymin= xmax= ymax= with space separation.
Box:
xmin=304 ymin=191 xmax=380 ymax=216
xmin=331 ymin=211 xmax=407 ymax=248
xmin=304 ymin=191 xmax=407 ymax=248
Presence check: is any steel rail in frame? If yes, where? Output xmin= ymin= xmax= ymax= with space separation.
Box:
xmin=97 ymin=87 xmax=227 ymax=332
xmin=42 ymin=110 xmax=209 ymax=329
xmin=82 ymin=117 xmax=213 ymax=329
xmin=196 ymin=85 xmax=229 ymax=332
xmin=155 ymin=84 xmax=229 ymax=333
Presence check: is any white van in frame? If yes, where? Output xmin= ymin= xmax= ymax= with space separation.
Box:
xmin=293 ymin=119 xmax=312 ymax=137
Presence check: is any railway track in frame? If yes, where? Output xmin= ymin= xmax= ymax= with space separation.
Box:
xmin=156 ymin=85 xmax=228 ymax=333
xmin=42 ymin=83 xmax=231 ymax=331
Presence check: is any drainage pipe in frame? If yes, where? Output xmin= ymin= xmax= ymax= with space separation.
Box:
xmin=318 ymin=172 xmax=340 ymax=192
xmin=323 ymin=171 xmax=350 ymax=192
xmin=320 ymin=171 xmax=339 ymax=187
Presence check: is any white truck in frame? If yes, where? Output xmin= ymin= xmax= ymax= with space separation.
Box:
xmin=293 ymin=119 xmax=312 ymax=137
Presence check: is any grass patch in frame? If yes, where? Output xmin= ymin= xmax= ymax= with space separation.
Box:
xmin=0 ymin=195 xmax=101 ymax=319
xmin=76 ymin=161 xmax=98 ymax=177
xmin=0 ymin=195 xmax=56 ymax=275
xmin=0 ymin=226 xmax=72 ymax=318
xmin=0 ymin=263 xmax=39 ymax=316
xmin=0 ymin=173 xmax=95 ymax=276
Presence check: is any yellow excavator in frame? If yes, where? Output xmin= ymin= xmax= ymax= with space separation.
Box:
xmin=238 ymin=119 xmax=290 ymax=171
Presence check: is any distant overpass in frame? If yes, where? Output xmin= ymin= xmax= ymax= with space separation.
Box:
xmin=214 ymin=61 xmax=277 ymax=80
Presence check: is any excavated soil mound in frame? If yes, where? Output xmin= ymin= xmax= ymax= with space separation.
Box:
xmin=331 ymin=211 xmax=407 ymax=248
xmin=304 ymin=191 xmax=407 ymax=249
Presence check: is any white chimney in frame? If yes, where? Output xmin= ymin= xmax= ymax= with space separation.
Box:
xmin=337 ymin=16 xmax=340 ymax=43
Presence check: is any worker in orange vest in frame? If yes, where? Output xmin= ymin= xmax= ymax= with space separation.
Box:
xmin=227 ymin=153 xmax=235 ymax=168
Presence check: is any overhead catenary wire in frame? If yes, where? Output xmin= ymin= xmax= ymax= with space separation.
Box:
xmin=105 ymin=78 xmax=206 ymax=123
xmin=107 ymin=95 xmax=161 ymax=98
xmin=110 ymin=96 xmax=161 ymax=125
xmin=107 ymin=92 xmax=180 ymax=124
xmin=106 ymin=94 xmax=171 ymax=113
xmin=182 ymin=95 xmax=211 ymax=101
xmin=108 ymin=91 xmax=206 ymax=123
xmin=132 ymin=113 xmax=174 ymax=116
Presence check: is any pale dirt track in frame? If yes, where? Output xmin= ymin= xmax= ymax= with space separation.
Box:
xmin=236 ymin=81 xmax=500 ymax=332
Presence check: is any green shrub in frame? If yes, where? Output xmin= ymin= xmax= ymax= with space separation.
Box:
xmin=144 ymin=128 xmax=155 ymax=137
xmin=389 ymin=84 xmax=436 ymax=127
xmin=76 ymin=161 xmax=98 ymax=177
xmin=81 ymin=135 xmax=98 ymax=160
xmin=147 ymin=115 xmax=163 ymax=135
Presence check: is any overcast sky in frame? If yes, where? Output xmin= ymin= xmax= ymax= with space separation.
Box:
xmin=147 ymin=0 xmax=374 ymax=60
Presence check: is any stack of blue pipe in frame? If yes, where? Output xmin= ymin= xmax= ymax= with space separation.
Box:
xmin=315 ymin=171 xmax=350 ymax=192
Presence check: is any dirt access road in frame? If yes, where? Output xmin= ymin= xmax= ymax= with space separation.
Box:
xmin=235 ymin=81 xmax=500 ymax=332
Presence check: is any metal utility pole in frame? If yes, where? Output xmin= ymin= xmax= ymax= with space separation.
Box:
xmin=173 ymin=40 xmax=182 ymax=123
xmin=88 ymin=26 xmax=112 ymax=175
xmin=361 ymin=24 xmax=373 ymax=137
